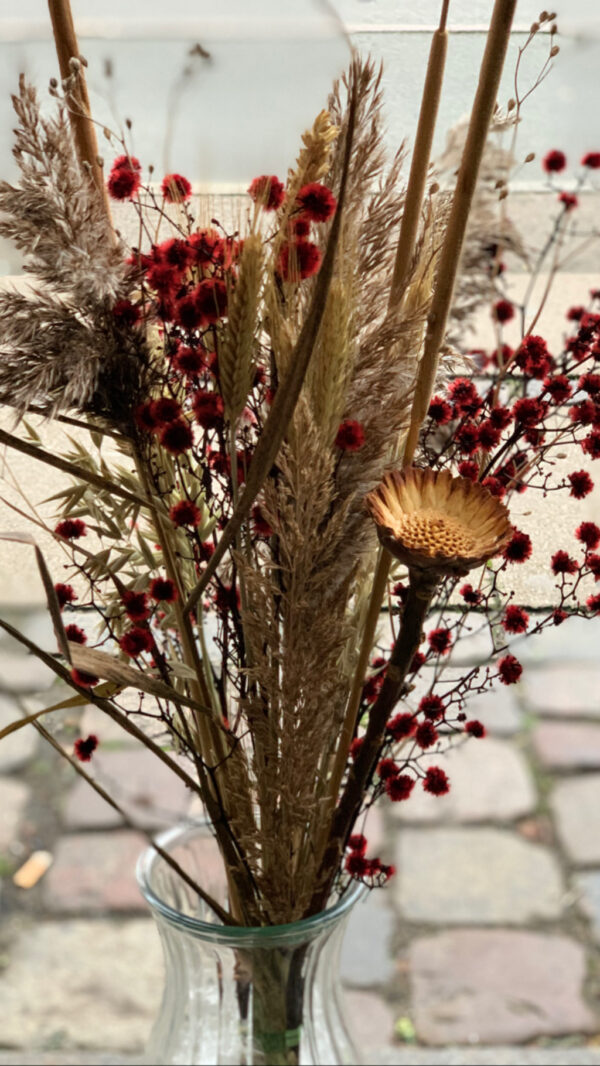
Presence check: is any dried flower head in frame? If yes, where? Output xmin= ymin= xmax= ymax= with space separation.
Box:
xmin=366 ymin=467 xmax=512 ymax=577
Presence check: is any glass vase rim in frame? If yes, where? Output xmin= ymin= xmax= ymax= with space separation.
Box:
xmin=136 ymin=821 xmax=367 ymax=946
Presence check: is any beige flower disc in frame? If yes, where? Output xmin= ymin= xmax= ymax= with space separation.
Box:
xmin=366 ymin=467 xmax=512 ymax=577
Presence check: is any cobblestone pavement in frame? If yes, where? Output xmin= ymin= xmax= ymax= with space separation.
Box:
xmin=3 ymin=608 xmax=600 ymax=1064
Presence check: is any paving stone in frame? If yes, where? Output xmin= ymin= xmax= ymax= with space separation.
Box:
xmin=0 ymin=651 xmax=56 ymax=694
xmin=532 ymin=721 xmax=600 ymax=769
xmin=521 ymin=665 xmax=600 ymax=718
xmin=395 ymin=828 xmax=565 ymax=924
xmin=63 ymin=748 xmax=193 ymax=830
xmin=343 ymin=990 xmax=396 ymax=1056
xmin=390 ymin=738 xmax=536 ymax=824
xmin=0 ymin=693 xmax=37 ymax=771
xmin=551 ymin=775 xmax=600 ymax=864
xmin=0 ymin=919 xmax=162 ymax=1050
xmin=377 ymin=1050 xmax=600 ymax=1066
xmin=340 ymin=886 xmax=396 ymax=987
xmin=514 ymin=615 xmax=600 ymax=665
xmin=409 ymin=929 xmax=596 ymax=1045
xmin=459 ymin=686 xmax=523 ymax=736
xmin=44 ymin=831 xmax=148 ymax=913
xmin=0 ymin=776 xmax=30 ymax=851
xmin=574 ymin=871 xmax=600 ymax=943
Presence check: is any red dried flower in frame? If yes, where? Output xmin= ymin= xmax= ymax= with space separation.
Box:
xmin=478 ymin=420 xmax=502 ymax=451
xmin=160 ymin=420 xmax=194 ymax=455
xmin=150 ymin=396 xmax=182 ymax=425
xmin=388 ymin=712 xmax=416 ymax=741
xmin=465 ymin=719 xmax=486 ymax=738
xmin=568 ymin=306 xmax=586 ymax=322
xmin=107 ymin=155 xmax=141 ymax=199
xmin=542 ymin=149 xmax=567 ymax=173
xmin=456 ymin=421 xmax=481 ymax=455
xmin=493 ymin=299 xmax=515 ymax=324
xmin=196 ymin=279 xmax=228 ymax=325
xmin=428 ymin=627 xmax=452 ymax=655
xmin=568 ymin=470 xmax=594 ymax=498
xmin=576 ymin=522 xmax=600 ymax=550
xmin=553 ymin=609 xmax=568 ymax=625
xmin=409 ymin=651 xmax=426 ymax=673
xmin=172 ymin=346 xmax=205 ymax=376
xmin=489 ymin=405 xmax=513 ymax=430
xmin=348 ymin=834 xmax=367 ymax=854
xmin=423 ymin=766 xmax=450 ymax=796
xmin=512 ymin=396 xmax=548 ymax=427
xmin=157 ymin=238 xmax=194 ymax=272
xmin=419 ymin=695 xmax=446 ymax=720
xmin=457 ymin=460 xmax=479 ymax=481
xmin=415 ymin=720 xmax=438 ymax=748
xmin=503 ymin=529 xmax=532 ymax=564
xmin=551 ymin=550 xmax=578 ymax=575
xmin=544 ymin=374 xmax=572 ymax=404
xmin=55 ymin=518 xmax=86 ymax=540
xmin=481 ymin=476 xmax=506 ymax=499
xmin=586 ymin=553 xmax=600 ymax=579
xmin=515 ymin=335 xmax=553 ymax=379
xmin=214 ymin=584 xmax=241 ymax=614
xmin=112 ymin=299 xmax=140 ymax=328
xmin=74 ymin=734 xmax=98 ymax=761
xmin=502 ymin=604 xmax=529 ymax=633
xmin=192 ymin=390 xmax=224 ymax=429
xmin=170 ymin=499 xmax=202 ymax=528
xmin=378 ymin=757 xmax=399 ymax=780
xmin=498 ymin=654 xmax=523 ymax=685
xmin=134 ymin=402 xmax=159 ymax=433
xmin=122 ymin=590 xmax=151 ymax=622
xmin=55 ymin=583 xmax=77 ymax=609
xmin=448 ymin=378 xmax=482 ymax=415
xmin=175 ymin=294 xmax=202 ymax=331
xmin=161 ymin=173 xmax=192 ymax=202
xmin=559 ymin=192 xmax=578 ymax=211
xmin=582 ymin=152 xmax=600 ymax=169
xmin=460 ymin=583 xmax=483 ymax=605
xmin=120 ymin=627 xmax=154 ymax=657
xmin=150 ymin=577 xmax=179 ymax=603
xmin=582 ymin=431 xmax=600 ymax=459
xmin=345 ymin=852 xmax=369 ymax=877
xmin=428 ymin=396 xmax=453 ymax=424
xmin=295 ymin=182 xmax=337 ymax=222
xmin=587 ymin=593 xmax=600 ymax=613
xmin=71 ymin=668 xmax=99 ymax=688
xmin=189 ymin=228 xmax=221 ymax=266
xmin=386 ymin=774 xmax=415 ymax=802
xmin=278 ymin=241 xmax=322 ymax=282
xmin=65 ymin=624 xmax=87 ymax=645
xmin=335 ymin=420 xmax=365 ymax=451
xmin=248 ymin=175 xmax=285 ymax=210
xmin=579 ymin=373 xmax=600 ymax=397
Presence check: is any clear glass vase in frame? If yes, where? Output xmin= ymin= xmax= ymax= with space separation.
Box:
xmin=136 ymin=823 xmax=364 ymax=1066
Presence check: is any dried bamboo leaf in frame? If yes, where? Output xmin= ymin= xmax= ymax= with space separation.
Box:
xmin=0 ymin=530 xmax=70 ymax=663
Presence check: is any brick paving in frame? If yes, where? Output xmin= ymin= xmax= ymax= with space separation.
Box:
xmin=2 ymin=610 xmax=600 ymax=1063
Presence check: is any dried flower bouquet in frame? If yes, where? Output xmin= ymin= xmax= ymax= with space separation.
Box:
xmin=2 ymin=0 xmax=599 ymax=1013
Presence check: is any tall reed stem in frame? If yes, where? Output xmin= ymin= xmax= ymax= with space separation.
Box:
xmin=321 ymin=1 xmax=451 ymax=837
xmin=47 ymin=0 xmax=112 ymax=219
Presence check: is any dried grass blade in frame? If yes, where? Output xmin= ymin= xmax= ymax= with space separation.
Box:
xmin=0 ymin=427 xmax=152 ymax=510
xmin=0 ymin=530 xmax=70 ymax=663
xmin=220 ymin=233 xmax=263 ymax=423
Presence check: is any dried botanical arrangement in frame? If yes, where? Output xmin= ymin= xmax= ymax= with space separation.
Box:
xmin=2 ymin=0 xmax=600 ymax=1060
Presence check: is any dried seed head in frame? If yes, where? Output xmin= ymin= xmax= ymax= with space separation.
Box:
xmin=550 ymin=45 xmax=560 ymax=56
xmin=525 ymin=152 xmax=535 ymax=163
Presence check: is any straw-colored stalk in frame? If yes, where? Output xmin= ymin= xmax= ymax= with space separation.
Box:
xmin=220 ymin=234 xmax=264 ymax=424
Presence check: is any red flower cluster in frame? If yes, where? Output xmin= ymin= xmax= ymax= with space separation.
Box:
xmin=74 ymin=734 xmax=98 ymax=761
xmin=120 ymin=627 xmax=154 ymax=658
xmin=423 ymin=766 xmax=450 ymax=796
xmin=55 ymin=583 xmax=77 ymax=609
xmin=542 ymin=149 xmax=567 ymax=173
xmin=248 ymin=175 xmax=285 ymax=210
xmin=278 ymin=240 xmax=322 ymax=282
xmin=161 ymin=173 xmax=192 ymax=202
xmin=335 ymin=420 xmax=365 ymax=451
xmin=55 ymin=518 xmax=86 ymax=540
xmin=107 ymin=154 xmax=141 ymax=200
xmin=295 ymin=182 xmax=337 ymax=223
xmin=122 ymin=590 xmax=151 ymax=622
xmin=150 ymin=577 xmax=179 ymax=602
xmin=428 ymin=628 xmax=452 ymax=655
xmin=170 ymin=499 xmax=203 ymax=528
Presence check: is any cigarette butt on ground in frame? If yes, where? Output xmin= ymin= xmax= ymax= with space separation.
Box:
xmin=12 ymin=850 xmax=53 ymax=889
